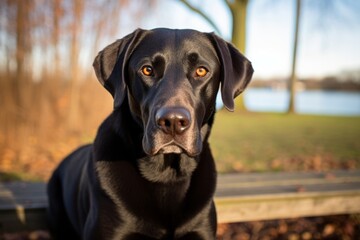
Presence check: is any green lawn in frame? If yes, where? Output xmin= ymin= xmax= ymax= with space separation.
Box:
xmin=1 ymin=111 xmax=359 ymax=181
xmin=210 ymin=111 xmax=360 ymax=173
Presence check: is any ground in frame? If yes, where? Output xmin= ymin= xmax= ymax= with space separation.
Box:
xmin=1 ymin=215 xmax=359 ymax=239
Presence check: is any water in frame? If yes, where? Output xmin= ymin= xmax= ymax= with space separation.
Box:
xmin=218 ymin=88 xmax=360 ymax=116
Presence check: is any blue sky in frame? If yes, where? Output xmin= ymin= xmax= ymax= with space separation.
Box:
xmin=115 ymin=0 xmax=360 ymax=79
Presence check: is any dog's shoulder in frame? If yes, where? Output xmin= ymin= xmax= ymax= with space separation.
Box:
xmin=55 ymin=144 xmax=93 ymax=174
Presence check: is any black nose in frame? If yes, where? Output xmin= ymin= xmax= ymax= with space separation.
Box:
xmin=156 ymin=107 xmax=191 ymax=136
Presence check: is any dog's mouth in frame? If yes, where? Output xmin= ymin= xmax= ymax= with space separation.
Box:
xmin=157 ymin=140 xmax=187 ymax=154
xmin=143 ymin=139 xmax=201 ymax=157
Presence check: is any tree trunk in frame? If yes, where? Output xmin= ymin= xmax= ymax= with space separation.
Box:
xmin=178 ymin=0 xmax=251 ymax=112
xmin=13 ymin=0 xmax=33 ymax=120
xmin=230 ymin=0 xmax=248 ymax=53
xmin=288 ymin=0 xmax=301 ymax=114
xmin=229 ymin=0 xmax=249 ymax=112
xmin=52 ymin=0 xmax=62 ymax=76
xmin=68 ymin=0 xmax=84 ymax=131
xmin=14 ymin=0 xmax=27 ymax=112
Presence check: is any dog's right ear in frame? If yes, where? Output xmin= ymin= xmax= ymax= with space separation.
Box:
xmin=93 ymin=29 xmax=145 ymax=109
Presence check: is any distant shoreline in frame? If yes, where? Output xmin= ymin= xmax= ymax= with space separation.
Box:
xmin=250 ymin=78 xmax=360 ymax=92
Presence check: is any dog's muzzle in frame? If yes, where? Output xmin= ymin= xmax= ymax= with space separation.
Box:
xmin=154 ymin=106 xmax=191 ymax=154
xmin=155 ymin=107 xmax=191 ymax=136
xmin=142 ymin=105 xmax=202 ymax=157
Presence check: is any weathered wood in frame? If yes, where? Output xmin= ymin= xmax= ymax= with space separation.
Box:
xmin=0 ymin=182 xmax=48 ymax=232
xmin=216 ymin=190 xmax=360 ymax=223
xmin=215 ymin=170 xmax=360 ymax=223
xmin=0 ymin=170 xmax=360 ymax=231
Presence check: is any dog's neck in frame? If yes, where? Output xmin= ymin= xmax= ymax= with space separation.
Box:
xmin=93 ymin=99 xmax=145 ymax=161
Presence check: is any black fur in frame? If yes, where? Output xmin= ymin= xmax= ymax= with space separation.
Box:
xmin=47 ymin=28 xmax=253 ymax=240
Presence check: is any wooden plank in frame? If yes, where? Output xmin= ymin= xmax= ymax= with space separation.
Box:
xmin=0 ymin=207 xmax=47 ymax=232
xmin=0 ymin=182 xmax=48 ymax=232
xmin=0 ymin=170 xmax=360 ymax=231
xmin=217 ymin=170 xmax=360 ymax=188
xmin=215 ymin=170 xmax=360 ymax=223
xmin=215 ymin=190 xmax=360 ymax=223
xmin=0 ymin=182 xmax=47 ymax=210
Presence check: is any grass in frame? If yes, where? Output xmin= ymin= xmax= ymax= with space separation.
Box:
xmin=210 ymin=111 xmax=360 ymax=173
xmin=0 ymin=171 xmax=42 ymax=182
xmin=1 ymin=111 xmax=359 ymax=182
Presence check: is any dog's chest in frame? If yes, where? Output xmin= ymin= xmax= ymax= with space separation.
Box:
xmin=95 ymin=161 xmax=194 ymax=238
xmin=97 ymin=161 xmax=191 ymax=214
xmin=152 ymin=180 xmax=191 ymax=215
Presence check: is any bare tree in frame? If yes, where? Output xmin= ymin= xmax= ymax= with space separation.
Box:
xmin=228 ymin=0 xmax=250 ymax=53
xmin=52 ymin=0 xmax=63 ymax=76
xmin=288 ymin=0 xmax=301 ymax=114
xmin=68 ymin=0 xmax=84 ymax=130
xmin=286 ymin=0 xmax=360 ymax=113
xmin=14 ymin=0 xmax=33 ymax=112
xmin=0 ymin=0 xmax=160 ymax=177
xmin=179 ymin=0 xmax=251 ymax=111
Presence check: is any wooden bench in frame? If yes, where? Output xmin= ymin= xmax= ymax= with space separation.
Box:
xmin=1 ymin=170 xmax=360 ymax=232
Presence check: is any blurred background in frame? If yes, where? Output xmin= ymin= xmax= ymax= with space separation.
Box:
xmin=1 ymin=0 xmax=359 ymax=180
xmin=0 ymin=0 xmax=360 ymax=238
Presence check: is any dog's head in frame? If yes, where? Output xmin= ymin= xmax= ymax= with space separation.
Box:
xmin=93 ymin=28 xmax=253 ymax=180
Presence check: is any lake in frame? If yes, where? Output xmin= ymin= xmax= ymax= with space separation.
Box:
xmin=217 ymin=88 xmax=360 ymax=116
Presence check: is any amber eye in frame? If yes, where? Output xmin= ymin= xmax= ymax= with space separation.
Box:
xmin=141 ymin=66 xmax=153 ymax=76
xmin=195 ymin=67 xmax=208 ymax=77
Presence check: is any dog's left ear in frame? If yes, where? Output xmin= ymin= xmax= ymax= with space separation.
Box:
xmin=210 ymin=33 xmax=254 ymax=111
xmin=93 ymin=29 xmax=145 ymax=109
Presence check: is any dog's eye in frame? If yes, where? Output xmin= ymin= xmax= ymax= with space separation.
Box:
xmin=141 ymin=66 xmax=153 ymax=76
xmin=195 ymin=67 xmax=208 ymax=77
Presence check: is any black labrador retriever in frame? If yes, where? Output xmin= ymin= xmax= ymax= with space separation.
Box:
xmin=47 ymin=28 xmax=253 ymax=240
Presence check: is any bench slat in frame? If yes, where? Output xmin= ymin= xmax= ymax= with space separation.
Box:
xmin=1 ymin=170 xmax=360 ymax=231
xmin=215 ymin=190 xmax=360 ymax=223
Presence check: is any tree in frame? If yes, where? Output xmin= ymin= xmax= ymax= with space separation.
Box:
xmin=52 ymin=0 xmax=62 ymax=76
xmin=286 ymin=0 xmax=359 ymax=113
xmin=14 ymin=0 xmax=32 ymax=112
xmin=68 ymin=0 xmax=84 ymax=130
xmin=288 ymin=0 xmax=301 ymax=114
xmin=179 ymin=0 xmax=251 ymax=111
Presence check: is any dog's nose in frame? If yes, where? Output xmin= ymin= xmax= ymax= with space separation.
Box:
xmin=156 ymin=107 xmax=191 ymax=136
